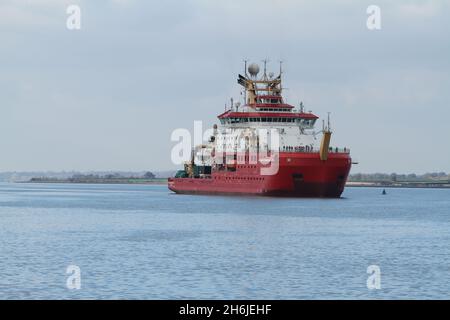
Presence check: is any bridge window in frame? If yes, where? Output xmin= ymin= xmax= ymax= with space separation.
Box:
xmin=300 ymin=119 xmax=316 ymax=128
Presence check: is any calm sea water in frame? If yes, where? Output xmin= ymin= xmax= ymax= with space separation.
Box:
xmin=0 ymin=182 xmax=449 ymax=299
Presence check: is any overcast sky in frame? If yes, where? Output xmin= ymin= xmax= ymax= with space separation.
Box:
xmin=1 ymin=0 xmax=449 ymax=173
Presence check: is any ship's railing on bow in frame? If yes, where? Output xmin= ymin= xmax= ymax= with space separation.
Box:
xmin=280 ymin=146 xmax=350 ymax=154
xmin=328 ymin=147 xmax=350 ymax=154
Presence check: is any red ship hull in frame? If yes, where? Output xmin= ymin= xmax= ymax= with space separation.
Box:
xmin=168 ymin=152 xmax=352 ymax=198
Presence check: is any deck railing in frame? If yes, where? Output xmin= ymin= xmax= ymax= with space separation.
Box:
xmin=279 ymin=147 xmax=350 ymax=154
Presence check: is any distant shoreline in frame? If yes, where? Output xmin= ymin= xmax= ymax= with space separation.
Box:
xmin=21 ymin=179 xmax=450 ymax=189
xmin=347 ymin=182 xmax=450 ymax=189
xmin=23 ymin=178 xmax=168 ymax=185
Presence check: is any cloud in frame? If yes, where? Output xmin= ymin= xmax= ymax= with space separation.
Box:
xmin=110 ymin=0 xmax=135 ymax=5
xmin=0 ymin=0 xmax=76 ymax=27
xmin=397 ymin=1 xmax=443 ymax=18
xmin=0 ymin=0 xmax=449 ymax=172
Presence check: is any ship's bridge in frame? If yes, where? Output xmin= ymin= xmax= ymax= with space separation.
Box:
xmin=219 ymin=62 xmax=320 ymax=130
xmin=217 ymin=111 xmax=318 ymax=128
xmin=254 ymin=95 xmax=287 ymax=105
xmin=250 ymin=95 xmax=294 ymax=112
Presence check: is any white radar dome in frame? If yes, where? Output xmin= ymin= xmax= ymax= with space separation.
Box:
xmin=248 ymin=63 xmax=260 ymax=77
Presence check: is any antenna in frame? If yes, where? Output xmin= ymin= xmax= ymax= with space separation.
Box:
xmin=242 ymin=59 xmax=248 ymax=104
xmin=262 ymin=59 xmax=269 ymax=80
xmin=327 ymin=112 xmax=331 ymax=132
xmin=244 ymin=59 xmax=248 ymax=78
xmin=278 ymin=60 xmax=284 ymax=95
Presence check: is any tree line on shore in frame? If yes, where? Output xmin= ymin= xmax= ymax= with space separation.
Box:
xmin=29 ymin=171 xmax=158 ymax=182
xmin=348 ymin=172 xmax=449 ymax=183
xmin=1 ymin=171 xmax=449 ymax=184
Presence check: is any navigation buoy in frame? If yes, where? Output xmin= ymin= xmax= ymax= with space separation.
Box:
xmin=382 ymin=189 xmax=387 ymax=195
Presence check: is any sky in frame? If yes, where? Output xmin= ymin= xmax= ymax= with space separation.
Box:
xmin=1 ymin=0 xmax=449 ymax=173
